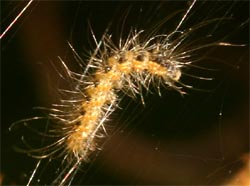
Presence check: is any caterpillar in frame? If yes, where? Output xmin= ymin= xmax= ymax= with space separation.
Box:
xmin=3 ymin=1 xmax=248 ymax=185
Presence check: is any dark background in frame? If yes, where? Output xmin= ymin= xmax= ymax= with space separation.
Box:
xmin=1 ymin=1 xmax=249 ymax=185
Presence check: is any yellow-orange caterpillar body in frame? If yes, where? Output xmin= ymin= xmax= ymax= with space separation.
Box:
xmin=66 ymin=48 xmax=182 ymax=159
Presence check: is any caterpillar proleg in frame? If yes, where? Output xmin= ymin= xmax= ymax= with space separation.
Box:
xmin=2 ymin=1 xmax=249 ymax=185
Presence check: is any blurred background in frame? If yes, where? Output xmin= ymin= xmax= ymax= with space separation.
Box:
xmin=1 ymin=1 xmax=249 ymax=185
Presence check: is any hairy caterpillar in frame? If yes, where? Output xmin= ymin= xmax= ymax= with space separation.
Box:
xmin=2 ymin=1 xmax=249 ymax=185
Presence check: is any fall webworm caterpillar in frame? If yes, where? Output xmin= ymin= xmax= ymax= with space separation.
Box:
xmin=2 ymin=0 xmax=249 ymax=184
